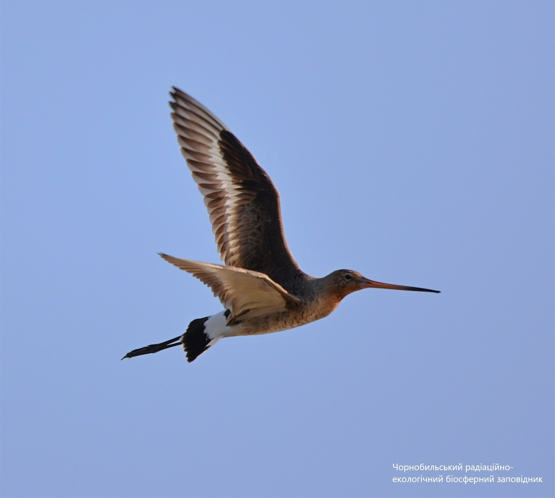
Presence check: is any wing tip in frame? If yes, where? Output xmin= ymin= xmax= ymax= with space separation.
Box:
xmin=169 ymin=85 xmax=183 ymax=98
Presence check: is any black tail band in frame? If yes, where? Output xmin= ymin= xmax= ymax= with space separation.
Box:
xmin=183 ymin=316 xmax=210 ymax=362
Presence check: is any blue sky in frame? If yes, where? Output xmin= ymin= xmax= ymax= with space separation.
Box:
xmin=1 ymin=1 xmax=553 ymax=497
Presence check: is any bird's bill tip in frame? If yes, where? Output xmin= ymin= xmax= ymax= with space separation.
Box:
xmin=362 ymin=278 xmax=440 ymax=294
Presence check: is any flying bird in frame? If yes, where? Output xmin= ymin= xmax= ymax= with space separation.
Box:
xmin=123 ymin=88 xmax=439 ymax=363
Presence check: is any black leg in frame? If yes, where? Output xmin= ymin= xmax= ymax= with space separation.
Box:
xmin=122 ymin=336 xmax=182 ymax=360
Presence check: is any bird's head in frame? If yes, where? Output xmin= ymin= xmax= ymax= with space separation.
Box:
xmin=326 ymin=269 xmax=440 ymax=300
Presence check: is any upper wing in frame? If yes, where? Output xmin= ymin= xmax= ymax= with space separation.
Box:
xmin=169 ymin=87 xmax=303 ymax=288
xmin=159 ymin=254 xmax=301 ymax=323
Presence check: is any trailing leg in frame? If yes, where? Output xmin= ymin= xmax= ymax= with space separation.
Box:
xmin=122 ymin=336 xmax=181 ymax=360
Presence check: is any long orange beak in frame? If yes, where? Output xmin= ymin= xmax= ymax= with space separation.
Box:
xmin=362 ymin=278 xmax=440 ymax=293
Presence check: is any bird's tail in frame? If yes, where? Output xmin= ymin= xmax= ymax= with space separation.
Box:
xmin=182 ymin=316 xmax=213 ymax=362
xmin=122 ymin=315 xmax=217 ymax=363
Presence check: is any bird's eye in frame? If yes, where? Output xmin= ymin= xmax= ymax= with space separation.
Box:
xmin=344 ymin=274 xmax=352 ymax=280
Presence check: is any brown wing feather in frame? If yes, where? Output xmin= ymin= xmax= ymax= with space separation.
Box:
xmin=159 ymin=254 xmax=301 ymax=323
xmin=169 ymin=88 xmax=304 ymax=290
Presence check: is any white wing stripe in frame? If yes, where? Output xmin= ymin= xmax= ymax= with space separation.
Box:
xmin=170 ymin=88 xmax=298 ymax=271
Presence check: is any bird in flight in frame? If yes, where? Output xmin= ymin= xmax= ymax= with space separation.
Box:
xmin=123 ymin=88 xmax=439 ymax=363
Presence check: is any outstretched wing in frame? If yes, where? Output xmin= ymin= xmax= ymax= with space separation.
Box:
xmin=159 ymin=254 xmax=300 ymax=323
xmin=169 ymin=87 xmax=303 ymax=289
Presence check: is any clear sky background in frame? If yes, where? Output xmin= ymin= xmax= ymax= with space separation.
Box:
xmin=1 ymin=1 xmax=553 ymax=497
